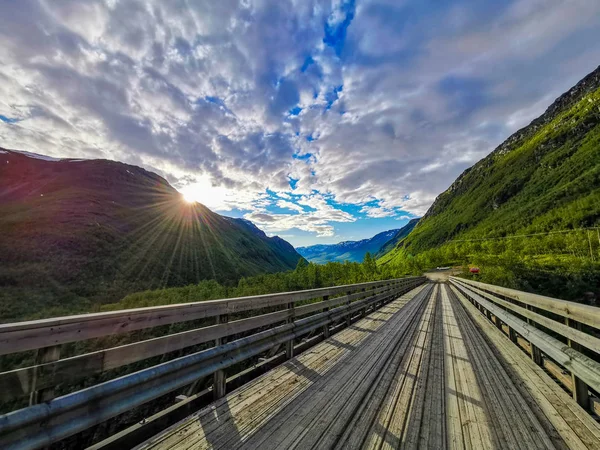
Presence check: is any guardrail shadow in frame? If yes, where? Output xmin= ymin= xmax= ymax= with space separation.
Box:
xmin=197 ymin=397 xmax=243 ymax=449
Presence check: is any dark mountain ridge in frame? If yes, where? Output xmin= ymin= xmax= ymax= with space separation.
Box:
xmin=0 ymin=148 xmax=303 ymax=321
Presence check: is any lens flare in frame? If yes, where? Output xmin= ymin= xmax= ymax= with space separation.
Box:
xmin=182 ymin=192 xmax=196 ymax=203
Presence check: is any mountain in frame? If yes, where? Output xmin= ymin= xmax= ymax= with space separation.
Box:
xmin=224 ymin=217 xmax=302 ymax=269
xmin=374 ymin=218 xmax=420 ymax=257
xmin=0 ymin=149 xmax=303 ymax=321
xmin=297 ymin=220 xmax=418 ymax=264
xmin=379 ymin=65 xmax=600 ymax=267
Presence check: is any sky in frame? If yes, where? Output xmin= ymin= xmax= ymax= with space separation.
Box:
xmin=1 ymin=1 xmax=600 ymax=247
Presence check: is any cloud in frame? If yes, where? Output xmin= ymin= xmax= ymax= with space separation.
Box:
xmin=276 ymin=200 xmax=305 ymax=213
xmin=1 ymin=0 xmax=600 ymax=243
xmin=246 ymin=192 xmax=356 ymax=237
xmin=360 ymin=204 xmax=396 ymax=218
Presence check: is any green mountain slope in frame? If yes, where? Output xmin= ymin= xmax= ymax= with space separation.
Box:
xmin=375 ymin=218 xmax=420 ymax=258
xmin=0 ymin=149 xmax=303 ymax=321
xmin=379 ymin=66 xmax=600 ymax=298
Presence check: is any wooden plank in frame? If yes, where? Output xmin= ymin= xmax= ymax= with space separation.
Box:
xmin=452 ymin=285 xmax=600 ymax=449
xmin=441 ymin=284 xmax=493 ymax=450
xmin=213 ymin=314 xmax=228 ymax=400
xmin=442 ymin=285 xmax=466 ymax=450
xmin=418 ymin=285 xmax=446 ymax=449
xmin=509 ymin=327 xmax=518 ymax=344
xmin=28 ymin=345 xmax=60 ymax=404
xmin=366 ymin=285 xmax=435 ymax=449
xmin=345 ymin=290 xmax=352 ymax=327
xmin=0 ymin=278 xmax=420 ymax=355
xmin=285 ymin=302 xmax=294 ymax=360
xmin=0 ymin=285 xmax=408 ymax=401
xmin=144 ymin=285 xmax=429 ymax=450
xmin=448 ymin=287 xmax=557 ymax=450
xmin=0 ymin=308 xmax=292 ymax=401
xmin=566 ymin=318 xmax=590 ymax=410
xmin=451 ymin=280 xmax=600 ymax=395
xmin=240 ymin=286 xmax=430 ymax=450
xmin=334 ymin=287 xmax=434 ymax=449
xmin=453 ymin=279 xmax=600 ymax=354
xmin=395 ymin=285 xmax=437 ymax=449
xmin=450 ymin=277 xmax=600 ymax=329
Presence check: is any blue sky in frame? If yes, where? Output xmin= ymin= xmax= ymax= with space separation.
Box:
xmin=1 ymin=1 xmax=600 ymax=247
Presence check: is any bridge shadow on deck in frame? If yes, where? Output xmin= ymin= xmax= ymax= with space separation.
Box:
xmin=287 ymin=358 xmax=322 ymax=382
xmin=197 ymin=396 xmax=243 ymax=449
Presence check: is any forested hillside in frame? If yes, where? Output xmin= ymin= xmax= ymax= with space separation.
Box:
xmin=102 ymin=256 xmax=396 ymax=311
xmin=375 ymin=218 xmax=420 ymax=258
xmin=379 ymin=66 xmax=600 ymax=300
xmin=0 ymin=150 xmax=303 ymax=321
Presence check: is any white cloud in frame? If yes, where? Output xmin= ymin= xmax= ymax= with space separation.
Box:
xmin=1 ymin=0 xmax=600 ymax=242
xmin=360 ymin=205 xmax=396 ymax=218
xmin=246 ymin=192 xmax=355 ymax=237
xmin=276 ymin=199 xmax=305 ymax=213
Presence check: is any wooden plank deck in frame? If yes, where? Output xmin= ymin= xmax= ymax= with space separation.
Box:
xmin=136 ymin=283 xmax=600 ymax=450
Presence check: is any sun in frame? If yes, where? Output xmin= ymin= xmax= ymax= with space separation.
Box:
xmin=182 ymin=192 xmax=196 ymax=203
xmin=179 ymin=177 xmax=231 ymax=209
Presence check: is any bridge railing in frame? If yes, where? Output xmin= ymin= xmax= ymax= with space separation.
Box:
xmin=450 ymin=276 xmax=600 ymax=412
xmin=0 ymin=276 xmax=425 ymax=449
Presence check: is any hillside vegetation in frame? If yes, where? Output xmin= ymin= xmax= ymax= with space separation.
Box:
xmin=0 ymin=150 xmax=303 ymax=322
xmin=102 ymin=254 xmax=396 ymax=311
xmin=379 ymin=66 xmax=600 ymax=300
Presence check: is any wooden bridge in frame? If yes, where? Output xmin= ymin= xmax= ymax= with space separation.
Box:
xmin=1 ymin=276 xmax=600 ymax=449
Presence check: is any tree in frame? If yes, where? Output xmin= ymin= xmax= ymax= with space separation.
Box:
xmin=363 ymin=252 xmax=378 ymax=277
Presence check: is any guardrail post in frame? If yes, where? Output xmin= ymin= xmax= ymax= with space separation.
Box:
xmin=493 ymin=315 xmax=503 ymax=332
xmin=522 ymin=304 xmax=543 ymax=366
xmin=286 ymin=302 xmax=295 ymax=359
xmin=322 ymin=295 xmax=330 ymax=338
xmin=346 ymin=291 xmax=352 ymax=327
xmin=361 ymin=287 xmax=367 ymax=317
xmin=530 ymin=344 xmax=543 ymax=366
xmin=29 ymin=345 xmax=61 ymax=405
xmin=213 ymin=313 xmax=228 ymax=400
xmin=508 ymin=327 xmax=518 ymax=344
xmin=386 ymin=281 xmax=394 ymax=304
xmin=372 ymin=285 xmax=378 ymax=310
xmin=566 ymin=317 xmax=590 ymax=410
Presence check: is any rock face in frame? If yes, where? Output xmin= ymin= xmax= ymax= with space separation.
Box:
xmin=380 ymin=64 xmax=600 ymax=257
xmin=0 ymin=149 xmax=303 ymax=321
xmin=297 ymin=219 xmax=419 ymax=263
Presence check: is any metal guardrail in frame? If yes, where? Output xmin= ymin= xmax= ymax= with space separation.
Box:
xmin=0 ymin=276 xmax=425 ymax=450
xmin=450 ymin=276 xmax=600 ymax=411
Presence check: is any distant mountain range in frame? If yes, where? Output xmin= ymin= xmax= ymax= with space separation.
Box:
xmin=0 ymin=149 xmax=303 ymax=321
xmin=297 ymin=219 xmax=419 ymax=264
